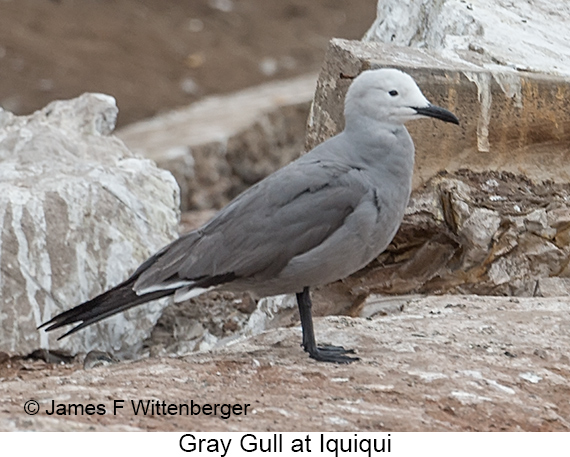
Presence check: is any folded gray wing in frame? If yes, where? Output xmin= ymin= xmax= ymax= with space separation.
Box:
xmin=133 ymin=158 xmax=370 ymax=293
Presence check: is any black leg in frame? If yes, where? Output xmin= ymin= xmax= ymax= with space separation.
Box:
xmin=295 ymin=286 xmax=359 ymax=364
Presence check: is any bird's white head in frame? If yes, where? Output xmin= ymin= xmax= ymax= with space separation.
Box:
xmin=344 ymin=68 xmax=459 ymax=128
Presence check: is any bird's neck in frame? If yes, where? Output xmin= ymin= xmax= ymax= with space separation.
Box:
xmin=344 ymin=115 xmax=405 ymax=143
xmin=342 ymin=122 xmax=415 ymax=179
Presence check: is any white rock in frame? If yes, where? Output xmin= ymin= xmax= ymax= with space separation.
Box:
xmin=245 ymin=294 xmax=297 ymax=335
xmin=519 ymin=372 xmax=543 ymax=384
xmin=364 ymin=0 xmax=570 ymax=77
xmin=0 ymin=93 xmax=180 ymax=357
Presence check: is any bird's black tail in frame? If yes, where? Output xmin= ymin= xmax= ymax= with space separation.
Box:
xmin=38 ymin=278 xmax=174 ymax=340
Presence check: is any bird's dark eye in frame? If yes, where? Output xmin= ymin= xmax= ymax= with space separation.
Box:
xmin=389 ymin=90 xmax=399 ymax=96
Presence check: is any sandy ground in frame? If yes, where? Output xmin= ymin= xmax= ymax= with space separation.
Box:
xmin=0 ymin=0 xmax=375 ymax=126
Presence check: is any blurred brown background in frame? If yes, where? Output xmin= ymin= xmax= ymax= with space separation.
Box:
xmin=0 ymin=0 xmax=375 ymax=126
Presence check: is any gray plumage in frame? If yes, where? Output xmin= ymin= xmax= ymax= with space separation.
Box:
xmin=40 ymin=68 xmax=459 ymax=363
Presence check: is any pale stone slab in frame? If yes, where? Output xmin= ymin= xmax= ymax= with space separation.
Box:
xmin=118 ymin=74 xmax=317 ymax=210
xmin=306 ymin=39 xmax=570 ymax=190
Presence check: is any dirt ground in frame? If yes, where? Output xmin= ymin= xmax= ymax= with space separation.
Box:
xmin=0 ymin=0 xmax=375 ymax=126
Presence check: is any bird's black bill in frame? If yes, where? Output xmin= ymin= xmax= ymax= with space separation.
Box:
xmin=414 ymin=104 xmax=460 ymax=125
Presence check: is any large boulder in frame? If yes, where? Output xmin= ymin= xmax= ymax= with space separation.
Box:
xmin=0 ymin=93 xmax=180 ymax=357
xmin=364 ymin=0 xmax=570 ymax=78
